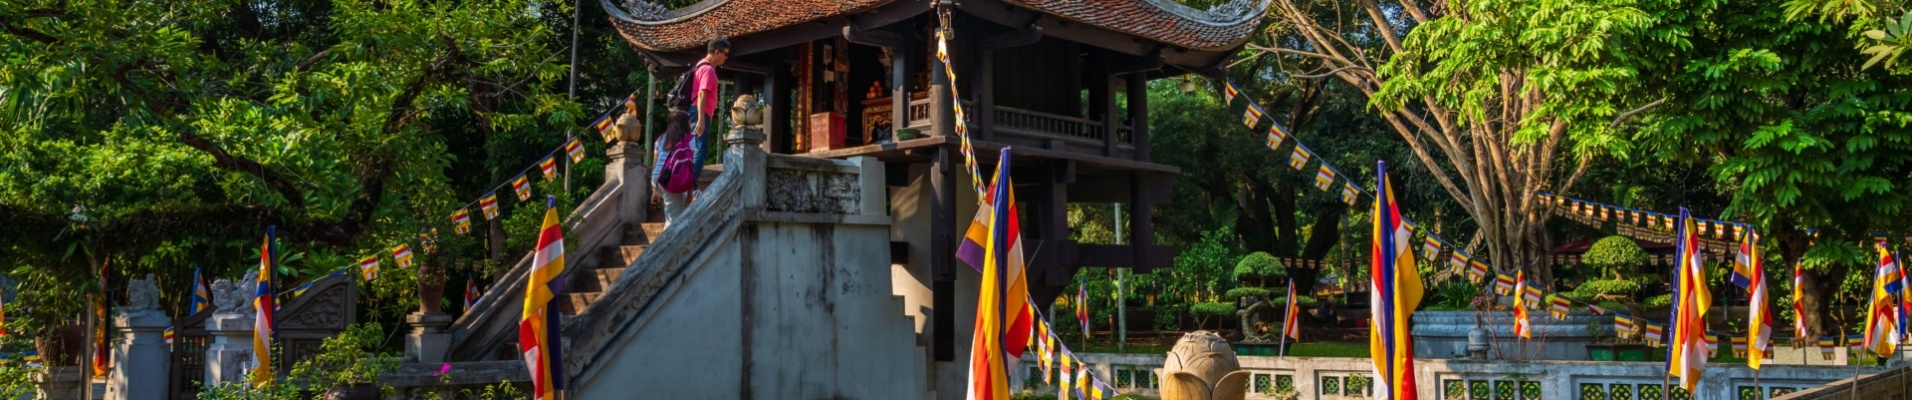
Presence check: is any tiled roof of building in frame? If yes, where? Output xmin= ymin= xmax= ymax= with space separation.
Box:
xmin=604 ymin=0 xmax=1265 ymax=53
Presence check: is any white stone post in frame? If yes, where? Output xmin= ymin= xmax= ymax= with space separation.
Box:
xmin=105 ymin=309 xmax=170 ymax=400
xmin=406 ymin=311 xmax=455 ymax=364
xmin=609 ymin=113 xmax=651 ymax=224
xmin=204 ymin=313 xmax=255 ymax=389
xmin=34 ymin=366 xmax=85 ymax=400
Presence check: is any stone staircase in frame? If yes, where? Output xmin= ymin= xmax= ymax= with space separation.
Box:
xmin=557 ymin=219 xmax=665 ymax=317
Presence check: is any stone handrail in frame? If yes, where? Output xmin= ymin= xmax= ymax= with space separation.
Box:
xmin=444 ymin=144 xmax=645 ymax=361
xmin=1773 ymin=365 xmax=1910 ymax=400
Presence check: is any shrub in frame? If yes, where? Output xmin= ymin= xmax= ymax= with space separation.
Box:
xmin=1191 ymin=302 xmax=1238 ymax=316
xmin=1644 ymin=294 xmax=1674 ymax=310
xmin=1272 ymin=295 xmax=1319 ymax=308
xmin=1226 ymin=287 xmax=1272 ymax=299
xmin=1427 ymin=281 xmax=1482 ymax=311
xmin=1235 ymin=252 xmax=1286 ymax=284
xmin=1583 ymin=236 xmax=1649 ymax=278
xmin=1571 ymin=279 xmax=1642 ymax=299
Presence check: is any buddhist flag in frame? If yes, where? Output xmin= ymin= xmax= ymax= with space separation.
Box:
xmin=1341 ymin=183 xmax=1360 ymax=205
xmin=539 ymin=155 xmax=558 ymax=181
xmin=465 ymin=273 xmax=482 ymax=310
xmin=1494 ymin=273 xmax=1515 ymax=296
xmin=513 ymin=174 xmax=532 ymax=201
xmin=392 ymin=244 xmax=414 ymax=269
xmin=1223 ymin=81 xmax=1240 ymax=104
xmin=452 ymin=209 xmax=473 ymax=235
xmin=591 ymin=113 xmax=615 ymax=137
xmin=1422 ymin=237 xmax=1442 ymax=261
xmin=1549 ymin=296 xmax=1572 ymax=319
xmin=1267 ymin=123 xmax=1290 ymax=150
xmin=1315 ymin=166 xmax=1337 ymax=191
xmin=1862 ymin=239 xmax=1901 ymax=357
xmin=1645 ymin=322 xmax=1665 ymax=347
xmin=1449 ymin=254 xmax=1468 ymax=276
xmin=520 ymin=196 xmax=568 ymax=400
xmin=252 ymin=226 xmax=278 ymax=386
xmin=1041 ymin=322 xmax=1057 ymax=384
xmin=1615 ymin=313 xmax=1637 ymax=338
xmin=1667 ymin=208 xmax=1711 ymax=391
xmin=1819 ymin=337 xmax=1837 ymax=359
xmin=1368 ymin=160 xmax=1424 ymax=400
xmin=1289 ymin=146 xmax=1313 ymax=170
xmin=1512 ymin=271 xmax=1532 ymax=338
xmin=1076 ymin=279 xmax=1090 ymax=338
xmin=1242 ymin=104 xmax=1264 ymax=128
xmin=164 ymin=327 xmax=173 ymax=345
xmin=1793 ymin=259 xmax=1810 ymax=343
xmin=622 ymin=94 xmax=639 ymax=115
xmin=1059 ymin=352 xmax=1074 ymax=400
xmin=358 ymin=256 xmax=380 ymax=281
xmin=1731 ymin=336 xmax=1749 ymax=358
xmin=1741 ymin=230 xmax=1773 ymax=369
xmin=480 ymin=192 xmax=500 ymax=220
xmin=1283 ymin=278 xmax=1301 ymax=341
xmin=565 ymin=137 xmax=586 ymax=163
xmin=1468 ymin=262 xmax=1489 ymax=283
xmin=964 ymin=147 xmax=1035 ymax=400
xmin=1586 ymin=303 xmax=1608 ymax=315
xmin=190 ymin=267 xmax=211 ymax=315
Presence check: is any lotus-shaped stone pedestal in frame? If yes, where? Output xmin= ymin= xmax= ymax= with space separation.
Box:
xmin=1160 ymin=331 xmax=1252 ymax=400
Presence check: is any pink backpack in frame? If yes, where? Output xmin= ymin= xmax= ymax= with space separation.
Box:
xmin=657 ymin=134 xmax=700 ymax=193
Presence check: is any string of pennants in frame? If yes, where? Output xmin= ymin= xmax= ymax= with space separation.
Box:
xmin=272 ymin=96 xmax=627 ymax=300
xmin=1480 ymin=271 xmax=1777 ymax=356
xmin=1025 ymin=302 xmax=1124 ymax=399
xmin=1222 ymin=81 xmax=1494 ymax=281
xmin=1535 ymin=192 xmax=1763 ymax=254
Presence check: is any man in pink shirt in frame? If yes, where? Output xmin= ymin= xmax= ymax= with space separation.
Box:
xmin=654 ymin=38 xmax=727 ymax=226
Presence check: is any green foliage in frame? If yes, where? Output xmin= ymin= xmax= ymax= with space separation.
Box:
xmin=1234 ymin=252 xmax=1286 ymax=283
xmin=1166 ymin=225 xmax=1239 ymax=304
xmin=1572 ymin=279 xmax=1642 ymax=299
xmin=1191 ymin=302 xmax=1238 ymax=316
xmin=293 ymin=323 xmax=400 ymax=389
xmin=1582 ymin=236 xmax=1649 ymax=278
xmin=1428 ymin=281 xmax=1484 ymax=311
xmin=1272 ymin=295 xmax=1320 ymax=308
xmin=1644 ymin=294 xmax=1674 ymax=310
xmin=1227 ymin=287 xmax=1273 ymax=299
xmin=1858 ymin=11 xmax=1911 ymax=72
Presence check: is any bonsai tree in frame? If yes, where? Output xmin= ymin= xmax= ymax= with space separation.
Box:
xmin=1229 ymin=252 xmax=1291 ymax=342
xmin=1572 ymin=236 xmax=1651 ymax=314
xmin=1233 ymin=252 xmax=1285 ymax=287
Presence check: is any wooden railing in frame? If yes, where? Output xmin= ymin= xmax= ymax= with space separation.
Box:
xmin=904 ymin=99 xmax=1134 ymax=147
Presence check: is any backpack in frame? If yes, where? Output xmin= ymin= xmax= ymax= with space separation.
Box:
xmin=664 ymin=61 xmax=712 ymax=112
xmin=655 ymin=134 xmax=701 ymax=194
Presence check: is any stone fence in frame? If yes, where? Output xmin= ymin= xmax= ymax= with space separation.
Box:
xmin=1017 ymin=353 xmax=1881 ymax=400
xmin=1772 ymin=365 xmax=1911 ymax=400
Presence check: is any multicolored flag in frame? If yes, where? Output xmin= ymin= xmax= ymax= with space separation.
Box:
xmin=1549 ymin=296 xmax=1572 ymax=319
xmin=1282 ymin=278 xmax=1301 ymax=341
xmin=1368 ymin=160 xmax=1424 ymax=400
xmin=1223 ymin=82 xmax=1240 ymax=104
xmin=164 ymin=327 xmax=173 ymax=345
xmin=1585 ymin=303 xmax=1608 ymax=315
xmin=621 ymin=93 xmax=639 ymax=115
xmin=1494 ymin=273 xmax=1515 ymax=296
xmin=1422 ymin=237 xmax=1442 ymax=261
xmin=1645 ymin=322 xmax=1666 ymax=347
xmin=1467 ymin=261 xmax=1489 ymax=283
xmin=512 ymin=174 xmax=532 ymax=202
xmin=1039 ymin=321 xmax=1056 ymax=384
xmin=480 ymin=192 xmax=500 ymax=220
xmin=1512 ymin=270 xmax=1532 ymax=338
xmin=1667 ymin=208 xmax=1711 ymax=391
xmin=1740 ymin=230 xmax=1772 ymax=369
xmin=1614 ymin=313 xmax=1637 ymax=339
xmin=1731 ymin=336 xmax=1749 ymax=358
xmin=1058 ymin=352 xmax=1074 ymax=400
xmin=539 ymin=155 xmax=558 ymax=181
xmin=252 ymin=226 xmax=278 ymax=386
xmin=452 ymin=209 xmax=472 ymax=235
xmin=358 ymin=256 xmax=380 ymax=281
xmin=464 ymin=273 xmax=481 ymax=310
xmin=1241 ymin=104 xmax=1263 ymax=128
xmin=1267 ymin=124 xmax=1289 ymax=151
xmin=1448 ymin=253 xmax=1468 ymax=276
xmin=519 ymin=196 xmax=568 ymax=400
xmin=392 ymin=244 xmax=414 ymax=269
xmin=1314 ymin=165 xmax=1336 ymax=191
xmin=1819 ymin=337 xmax=1837 ymax=360
xmin=1076 ymin=279 xmax=1090 ymax=338
xmin=1289 ymin=146 xmax=1313 ymax=170
xmin=963 ymin=147 xmax=1036 ymax=400
xmin=190 ymin=267 xmax=211 ymax=315
xmin=565 ymin=137 xmax=586 ymax=163
xmin=1341 ymin=183 xmax=1360 ymax=205
xmin=1862 ymin=239 xmax=1901 ymax=357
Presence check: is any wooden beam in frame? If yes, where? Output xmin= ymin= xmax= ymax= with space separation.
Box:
xmin=1127 ymin=72 xmax=1149 ymax=161
xmin=842 ymin=25 xmax=909 ymax=49
xmin=1112 ymin=53 xmax=1165 ymax=75
xmin=983 ymin=27 xmax=1042 ymax=49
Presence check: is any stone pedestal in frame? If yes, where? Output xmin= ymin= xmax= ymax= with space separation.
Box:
xmin=33 ymin=366 xmax=85 ymax=400
xmin=406 ymin=311 xmax=455 ymax=364
xmin=205 ymin=313 xmax=256 ymax=388
xmin=106 ymin=311 xmax=171 ymax=400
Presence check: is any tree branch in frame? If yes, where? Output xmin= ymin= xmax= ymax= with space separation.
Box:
xmin=1606 ymin=98 xmax=1666 ymax=130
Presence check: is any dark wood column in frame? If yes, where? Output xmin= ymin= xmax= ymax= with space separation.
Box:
xmin=766 ymin=62 xmax=791 ymax=153
xmin=930 ymin=146 xmax=957 ymax=361
xmin=1088 ymin=52 xmax=1116 ymax=156
xmin=1129 ymin=172 xmax=1157 ymax=273
xmin=1126 ymin=73 xmax=1149 ymax=161
xmin=929 ymin=41 xmax=953 ymax=138
xmin=1036 ymin=160 xmax=1074 ymax=284
xmin=892 ymin=42 xmax=912 ymax=134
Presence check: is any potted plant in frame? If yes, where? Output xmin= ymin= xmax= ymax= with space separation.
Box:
xmin=293 ymin=323 xmax=399 ymax=400
xmin=418 ymin=258 xmax=447 ymax=314
xmin=1228 ymin=252 xmax=1299 ymax=355
xmin=9 ymin=262 xmax=91 ymax=399
xmin=1573 ymin=236 xmax=1655 ymax=361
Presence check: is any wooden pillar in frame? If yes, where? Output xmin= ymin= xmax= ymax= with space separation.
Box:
xmin=974 ymin=38 xmax=994 ymax=141
xmin=930 ymin=146 xmax=956 ymax=361
xmin=767 ymin=62 xmax=791 ymax=154
xmin=1127 ymin=73 xmax=1149 ymax=161
xmin=1096 ymin=56 xmax=1118 ymax=157
xmin=1130 ymin=173 xmax=1157 ymax=273
xmin=1037 ymin=161 xmax=1071 ymax=284
xmin=891 ymin=42 xmax=912 ymax=133
xmin=929 ymin=41 xmax=953 ymax=138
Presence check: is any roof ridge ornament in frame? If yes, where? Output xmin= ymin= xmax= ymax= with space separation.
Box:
xmin=1202 ymin=0 xmax=1256 ymax=22
xmin=620 ymin=0 xmax=670 ymax=20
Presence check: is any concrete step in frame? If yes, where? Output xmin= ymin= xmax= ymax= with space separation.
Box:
xmin=575 ymin=267 xmax=628 ymax=292
xmin=598 ymin=245 xmax=648 ymax=268
xmin=559 ymin=292 xmax=602 ymax=316
xmin=640 ymin=222 xmax=667 ymax=243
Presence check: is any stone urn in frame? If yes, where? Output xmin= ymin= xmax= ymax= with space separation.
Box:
xmin=417 ymin=259 xmax=446 ymax=314
xmin=1160 ymin=331 xmax=1252 ymax=400
xmin=1466 ymin=326 xmax=1491 ymax=359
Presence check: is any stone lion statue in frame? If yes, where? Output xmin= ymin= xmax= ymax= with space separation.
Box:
xmin=125 ymin=275 xmax=159 ymax=312
xmin=212 ymin=270 xmax=259 ymax=314
xmin=1160 ymin=331 xmax=1251 ymax=400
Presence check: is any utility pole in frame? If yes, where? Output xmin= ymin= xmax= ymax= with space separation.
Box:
xmin=1115 ymin=203 xmax=1126 ymax=352
xmin=564 ymin=0 xmax=581 ymax=192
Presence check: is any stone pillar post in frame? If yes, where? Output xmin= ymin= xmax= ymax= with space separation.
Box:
xmin=33 ymin=366 xmax=85 ymax=400
xmin=405 ymin=311 xmax=455 ymax=364
xmin=204 ymin=313 xmax=255 ymax=388
xmin=609 ymin=113 xmax=651 ymax=224
xmin=727 ymin=94 xmax=767 ymax=210
xmin=105 ymin=309 xmax=170 ymax=400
